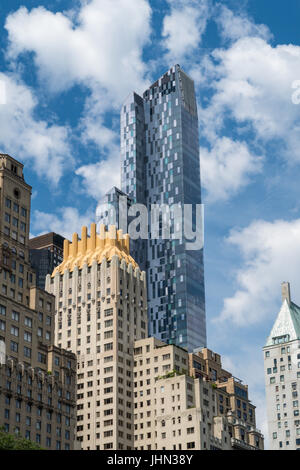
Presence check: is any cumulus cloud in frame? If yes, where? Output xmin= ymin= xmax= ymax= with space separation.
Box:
xmin=200 ymin=137 xmax=262 ymax=202
xmin=5 ymin=0 xmax=152 ymax=194
xmin=215 ymin=4 xmax=272 ymax=43
xmin=32 ymin=207 xmax=94 ymax=240
xmin=217 ymin=218 xmax=300 ymax=325
xmin=0 ymin=72 xmax=72 ymax=183
xmin=5 ymin=0 xmax=151 ymax=104
xmin=75 ymin=153 xmax=120 ymax=201
xmin=201 ymin=37 xmax=300 ymax=158
xmin=162 ymin=0 xmax=211 ymax=63
xmin=196 ymin=32 xmax=300 ymax=201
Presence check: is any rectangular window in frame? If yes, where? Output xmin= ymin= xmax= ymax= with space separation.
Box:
xmin=25 ymin=317 xmax=32 ymax=328
xmin=11 ymin=326 xmax=19 ymax=337
xmin=10 ymin=341 xmax=18 ymax=353
xmin=38 ymin=352 xmax=46 ymax=364
xmin=0 ymin=305 xmax=6 ymax=317
xmin=12 ymin=311 xmax=19 ymax=322
xmin=24 ymin=331 xmax=32 ymax=343
xmin=24 ymin=347 xmax=31 ymax=358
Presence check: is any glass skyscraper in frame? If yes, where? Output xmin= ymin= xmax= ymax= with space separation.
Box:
xmin=120 ymin=65 xmax=206 ymax=352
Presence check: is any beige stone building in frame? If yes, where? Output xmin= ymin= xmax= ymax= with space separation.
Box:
xmin=46 ymin=224 xmax=148 ymax=450
xmin=46 ymin=220 xmax=264 ymax=451
xmin=0 ymin=154 xmax=76 ymax=450
xmin=133 ymin=338 xmax=264 ymax=450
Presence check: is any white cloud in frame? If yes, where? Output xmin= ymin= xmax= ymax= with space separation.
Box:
xmin=75 ymin=153 xmax=120 ymax=201
xmin=195 ymin=33 xmax=300 ymax=201
xmin=200 ymin=37 xmax=300 ymax=159
xmin=200 ymin=137 xmax=262 ymax=202
xmin=5 ymin=0 xmax=152 ymax=193
xmin=162 ymin=0 xmax=211 ymax=63
xmin=217 ymin=218 xmax=300 ymax=326
xmin=32 ymin=207 xmax=94 ymax=240
xmin=5 ymin=0 xmax=151 ymax=104
xmin=215 ymin=4 xmax=272 ymax=43
xmin=0 ymin=72 xmax=72 ymax=183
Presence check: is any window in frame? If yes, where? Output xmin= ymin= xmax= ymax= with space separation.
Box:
xmin=12 ymin=311 xmax=19 ymax=322
xmin=25 ymin=317 xmax=32 ymax=328
xmin=11 ymin=326 xmax=19 ymax=337
xmin=10 ymin=341 xmax=18 ymax=353
xmin=0 ymin=305 xmax=6 ymax=317
xmin=24 ymin=347 xmax=31 ymax=358
xmin=24 ymin=331 xmax=32 ymax=343
xmin=38 ymin=352 xmax=46 ymax=364
xmin=104 ymin=308 xmax=113 ymax=317
xmin=187 ymin=442 xmax=195 ymax=449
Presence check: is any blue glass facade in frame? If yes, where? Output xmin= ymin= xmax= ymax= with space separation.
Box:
xmin=95 ymin=186 xmax=146 ymax=271
xmin=120 ymin=65 xmax=206 ymax=352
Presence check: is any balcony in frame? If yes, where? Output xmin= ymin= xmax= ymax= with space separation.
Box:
xmin=231 ymin=438 xmax=259 ymax=451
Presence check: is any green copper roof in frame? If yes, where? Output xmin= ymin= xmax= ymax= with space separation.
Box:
xmin=265 ymin=299 xmax=300 ymax=347
xmin=289 ymin=301 xmax=300 ymax=339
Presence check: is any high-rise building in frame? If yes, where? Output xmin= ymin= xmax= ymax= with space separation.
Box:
xmin=120 ymin=64 xmax=206 ymax=352
xmin=29 ymin=232 xmax=65 ymax=289
xmin=0 ymin=154 xmax=76 ymax=450
xmin=96 ymin=187 xmax=133 ymax=230
xmin=263 ymin=282 xmax=300 ymax=450
xmin=95 ymin=187 xmax=145 ymax=270
xmin=46 ymin=224 xmax=148 ymax=450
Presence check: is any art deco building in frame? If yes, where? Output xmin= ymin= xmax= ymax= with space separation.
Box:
xmin=121 ymin=65 xmax=206 ymax=352
xmin=0 ymin=154 xmax=76 ymax=450
xmin=29 ymin=232 xmax=65 ymax=290
xmin=263 ymin=282 xmax=300 ymax=450
xmin=46 ymin=224 xmax=148 ymax=450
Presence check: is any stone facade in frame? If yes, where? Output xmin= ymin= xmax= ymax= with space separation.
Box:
xmin=264 ymin=282 xmax=300 ymax=450
xmin=46 ymin=224 xmax=148 ymax=450
xmin=133 ymin=338 xmax=264 ymax=450
xmin=0 ymin=153 xmax=76 ymax=450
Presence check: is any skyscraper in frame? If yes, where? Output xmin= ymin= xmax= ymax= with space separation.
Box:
xmin=120 ymin=65 xmax=206 ymax=352
xmin=263 ymin=282 xmax=300 ymax=450
xmin=29 ymin=232 xmax=65 ymax=289
xmin=46 ymin=224 xmax=148 ymax=450
xmin=0 ymin=154 xmax=76 ymax=450
xmin=95 ymin=187 xmax=146 ymax=271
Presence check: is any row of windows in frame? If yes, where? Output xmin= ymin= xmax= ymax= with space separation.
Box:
xmin=0 ymin=304 xmax=51 ymax=324
xmin=2 ymin=425 xmax=71 ymax=449
xmin=5 ymin=198 xmax=27 ymax=217
xmin=2 ymin=394 xmax=72 ymax=414
xmin=4 ymin=212 xmax=26 ymax=230
xmin=270 ymin=372 xmax=300 ymax=384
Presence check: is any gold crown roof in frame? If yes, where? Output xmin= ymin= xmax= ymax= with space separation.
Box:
xmin=52 ymin=224 xmax=138 ymax=276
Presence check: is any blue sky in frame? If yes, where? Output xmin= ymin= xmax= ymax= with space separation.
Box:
xmin=1 ymin=0 xmax=300 ymax=445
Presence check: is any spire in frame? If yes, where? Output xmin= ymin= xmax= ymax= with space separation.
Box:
xmin=282 ymin=282 xmax=291 ymax=305
xmin=265 ymin=283 xmax=300 ymax=347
